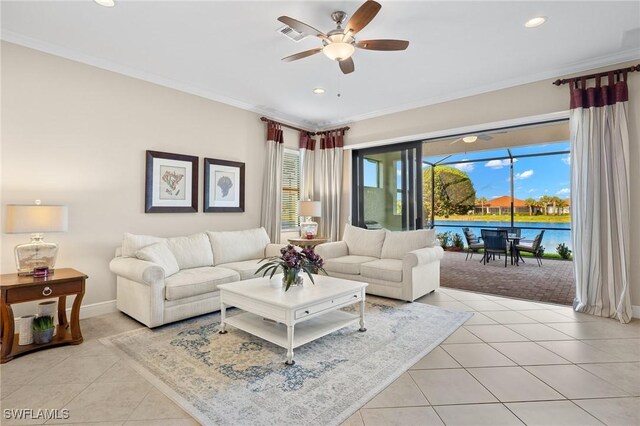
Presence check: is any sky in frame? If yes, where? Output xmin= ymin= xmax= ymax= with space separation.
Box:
xmin=423 ymin=141 xmax=571 ymax=201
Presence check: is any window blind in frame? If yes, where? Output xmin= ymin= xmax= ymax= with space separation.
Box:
xmin=282 ymin=150 xmax=301 ymax=230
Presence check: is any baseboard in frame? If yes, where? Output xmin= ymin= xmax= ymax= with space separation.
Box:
xmin=13 ymin=300 xmax=118 ymax=327
xmin=633 ymin=305 xmax=640 ymax=319
xmin=67 ymin=299 xmax=118 ymax=320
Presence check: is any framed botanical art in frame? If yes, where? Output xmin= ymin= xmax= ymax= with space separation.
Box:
xmin=204 ymin=158 xmax=245 ymax=212
xmin=145 ymin=150 xmax=198 ymax=213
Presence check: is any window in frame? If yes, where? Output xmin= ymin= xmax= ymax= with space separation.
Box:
xmin=394 ymin=160 xmax=402 ymax=215
xmin=363 ymin=158 xmax=381 ymax=188
xmin=282 ymin=149 xmax=301 ymax=230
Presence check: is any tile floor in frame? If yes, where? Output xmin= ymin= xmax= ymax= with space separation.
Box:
xmin=1 ymin=287 xmax=638 ymax=426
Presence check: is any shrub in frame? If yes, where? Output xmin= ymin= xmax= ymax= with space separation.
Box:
xmin=452 ymin=233 xmax=464 ymax=248
xmin=436 ymin=231 xmax=451 ymax=249
xmin=556 ymin=243 xmax=572 ymax=260
xmin=538 ymin=245 xmax=545 ymax=256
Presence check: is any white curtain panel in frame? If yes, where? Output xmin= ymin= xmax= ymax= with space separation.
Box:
xmin=318 ymin=131 xmax=344 ymax=242
xmin=570 ymin=76 xmax=632 ymax=323
xmin=300 ymin=133 xmax=315 ymax=201
xmin=260 ymin=123 xmax=284 ymax=243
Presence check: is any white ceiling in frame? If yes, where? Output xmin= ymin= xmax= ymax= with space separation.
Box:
xmin=2 ymin=1 xmax=639 ymax=129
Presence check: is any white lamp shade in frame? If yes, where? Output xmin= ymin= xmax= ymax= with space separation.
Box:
xmin=5 ymin=205 xmax=68 ymax=233
xmin=298 ymin=201 xmax=321 ymax=217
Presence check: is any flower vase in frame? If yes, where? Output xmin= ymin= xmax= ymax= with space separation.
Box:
xmin=282 ymin=268 xmax=303 ymax=290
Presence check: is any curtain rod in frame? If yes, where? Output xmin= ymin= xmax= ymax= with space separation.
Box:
xmin=259 ymin=116 xmax=350 ymax=136
xmin=552 ymin=64 xmax=640 ymax=86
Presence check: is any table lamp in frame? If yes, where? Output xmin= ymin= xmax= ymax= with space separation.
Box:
xmin=298 ymin=200 xmax=321 ymax=238
xmin=5 ymin=200 xmax=68 ymax=275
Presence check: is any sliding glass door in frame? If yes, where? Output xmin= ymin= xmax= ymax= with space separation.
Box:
xmin=352 ymin=142 xmax=423 ymax=231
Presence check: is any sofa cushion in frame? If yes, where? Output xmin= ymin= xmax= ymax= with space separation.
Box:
xmin=360 ymin=259 xmax=403 ymax=283
xmin=122 ymin=233 xmax=165 ymax=257
xmin=217 ymin=259 xmax=263 ymax=280
xmin=342 ymin=224 xmax=386 ymax=258
xmin=164 ymin=267 xmax=240 ymax=301
xmin=167 ymin=233 xmax=214 ymax=269
xmin=207 ymin=228 xmax=270 ymax=265
xmin=135 ymin=242 xmax=180 ymax=277
xmin=381 ymin=229 xmax=436 ymax=260
xmin=324 ymin=255 xmax=378 ymax=275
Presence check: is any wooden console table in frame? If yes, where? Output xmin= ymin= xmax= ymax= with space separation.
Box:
xmin=0 ymin=268 xmax=86 ymax=363
xmin=287 ymin=237 xmax=328 ymax=249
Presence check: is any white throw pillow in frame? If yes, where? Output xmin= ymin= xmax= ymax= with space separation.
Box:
xmin=167 ymin=233 xmax=214 ymax=269
xmin=381 ymin=229 xmax=436 ymax=260
xmin=135 ymin=242 xmax=180 ymax=277
xmin=207 ymin=227 xmax=271 ymax=265
xmin=122 ymin=233 xmax=166 ymax=257
xmin=342 ymin=224 xmax=386 ymax=258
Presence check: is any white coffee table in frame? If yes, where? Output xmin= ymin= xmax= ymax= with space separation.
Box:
xmin=217 ymin=274 xmax=368 ymax=365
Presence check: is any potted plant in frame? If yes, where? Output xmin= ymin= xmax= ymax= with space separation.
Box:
xmin=257 ymin=245 xmax=326 ymax=291
xmin=32 ymin=315 xmax=55 ymax=344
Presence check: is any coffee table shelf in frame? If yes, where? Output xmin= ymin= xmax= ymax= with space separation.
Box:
xmin=225 ymin=310 xmax=360 ymax=349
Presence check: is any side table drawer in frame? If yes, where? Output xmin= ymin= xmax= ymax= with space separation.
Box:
xmin=6 ymin=280 xmax=83 ymax=303
xmin=295 ymin=291 xmax=362 ymax=320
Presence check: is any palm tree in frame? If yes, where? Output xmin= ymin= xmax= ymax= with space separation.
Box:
xmin=477 ymin=197 xmax=488 ymax=215
xmin=524 ymin=198 xmax=537 ymax=216
xmin=538 ymin=195 xmax=552 ymax=215
xmin=555 ymin=198 xmax=568 ymax=215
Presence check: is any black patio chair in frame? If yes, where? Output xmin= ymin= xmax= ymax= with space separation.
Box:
xmin=462 ymin=227 xmax=484 ymax=260
xmin=515 ymin=230 xmax=545 ymax=267
xmin=481 ymin=229 xmax=509 ymax=267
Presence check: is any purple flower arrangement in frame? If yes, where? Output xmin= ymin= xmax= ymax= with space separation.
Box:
xmin=256 ymin=245 xmax=326 ymax=291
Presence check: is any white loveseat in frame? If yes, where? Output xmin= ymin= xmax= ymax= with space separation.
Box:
xmin=315 ymin=225 xmax=444 ymax=302
xmin=109 ymin=227 xmax=283 ymax=327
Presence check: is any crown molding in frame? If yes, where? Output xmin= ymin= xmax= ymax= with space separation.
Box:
xmin=3 ymin=30 xmax=638 ymax=131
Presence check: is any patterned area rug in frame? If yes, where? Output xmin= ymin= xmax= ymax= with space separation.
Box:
xmin=102 ymin=296 xmax=470 ymax=426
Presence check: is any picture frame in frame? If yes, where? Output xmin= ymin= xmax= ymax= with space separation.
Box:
xmin=204 ymin=158 xmax=245 ymax=212
xmin=145 ymin=150 xmax=198 ymax=213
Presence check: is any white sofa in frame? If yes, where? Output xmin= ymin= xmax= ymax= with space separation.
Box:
xmin=315 ymin=225 xmax=444 ymax=302
xmin=109 ymin=227 xmax=283 ymax=328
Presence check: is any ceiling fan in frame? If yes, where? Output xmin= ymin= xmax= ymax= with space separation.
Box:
xmin=278 ymin=0 xmax=409 ymax=74
xmin=449 ymin=134 xmax=494 ymax=145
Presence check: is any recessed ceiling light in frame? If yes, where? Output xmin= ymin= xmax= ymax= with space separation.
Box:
xmin=94 ymin=0 xmax=115 ymax=7
xmin=525 ymin=16 xmax=547 ymax=28
xmin=312 ymin=87 xmax=325 ymax=95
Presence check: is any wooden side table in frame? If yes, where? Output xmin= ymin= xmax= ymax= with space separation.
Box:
xmin=287 ymin=237 xmax=329 ymax=250
xmin=0 ymin=268 xmax=87 ymax=363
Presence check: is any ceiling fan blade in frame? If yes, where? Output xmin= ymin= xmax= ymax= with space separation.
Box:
xmin=278 ymin=16 xmax=327 ymax=39
xmin=345 ymin=0 xmax=382 ymax=35
xmin=356 ymin=39 xmax=410 ymax=51
xmin=282 ymin=48 xmax=323 ymax=62
xmin=478 ymin=134 xmax=494 ymax=141
xmin=339 ymin=57 xmax=355 ymax=74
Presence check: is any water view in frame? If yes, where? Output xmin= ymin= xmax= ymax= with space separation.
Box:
xmin=433 ymin=220 xmax=571 ymax=251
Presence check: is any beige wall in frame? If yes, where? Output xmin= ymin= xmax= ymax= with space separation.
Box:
xmin=344 ymin=61 xmax=640 ymax=307
xmin=1 ymin=42 xmax=298 ymax=315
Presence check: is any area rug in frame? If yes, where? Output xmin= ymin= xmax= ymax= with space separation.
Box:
xmin=101 ymin=296 xmax=471 ymax=426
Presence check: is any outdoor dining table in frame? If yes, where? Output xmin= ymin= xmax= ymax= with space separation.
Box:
xmin=507 ymin=233 xmax=527 ymax=265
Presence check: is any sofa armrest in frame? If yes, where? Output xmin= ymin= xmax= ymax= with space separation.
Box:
xmin=109 ymin=256 xmax=165 ymax=287
xmin=403 ymin=246 xmax=444 ymax=267
xmin=315 ymin=241 xmax=349 ymax=260
xmin=265 ymin=243 xmax=286 ymax=258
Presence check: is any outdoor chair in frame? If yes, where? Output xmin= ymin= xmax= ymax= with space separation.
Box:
xmin=481 ymin=229 xmax=509 ymax=267
xmin=515 ymin=230 xmax=545 ymax=267
xmin=462 ymin=227 xmax=484 ymax=260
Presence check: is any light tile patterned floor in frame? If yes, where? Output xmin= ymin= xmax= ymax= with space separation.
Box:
xmin=1 ymin=287 xmax=638 ymax=426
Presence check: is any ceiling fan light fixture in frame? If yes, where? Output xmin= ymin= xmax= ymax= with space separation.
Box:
xmin=94 ymin=0 xmax=115 ymax=7
xmin=323 ymin=42 xmax=355 ymax=61
xmin=312 ymin=87 xmax=325 ymax=94
xmin=462 ymin=136 xmax=478 ymax=143
xmin=525 ymin=16 xmax=547 ymax=28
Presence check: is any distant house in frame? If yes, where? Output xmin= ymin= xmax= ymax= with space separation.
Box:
xmin=474 ymin=196 xmax=529 ymax=215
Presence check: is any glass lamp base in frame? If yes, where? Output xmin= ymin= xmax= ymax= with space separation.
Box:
xmin=15 ymin=234 xmax=58 ymax=275
xmin=300 ymin=221 xmax=318 ymax=239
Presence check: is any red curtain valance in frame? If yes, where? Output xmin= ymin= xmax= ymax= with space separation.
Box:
xmin=320 ymin=130 xmax=345 ymax=150
xmin=570 ymin=72 xmax=629 ymax=109
xmin=266 ymin=121 xmax=284 ymax=144
xmin=299 ymin=132 xmax=315 ymax=150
